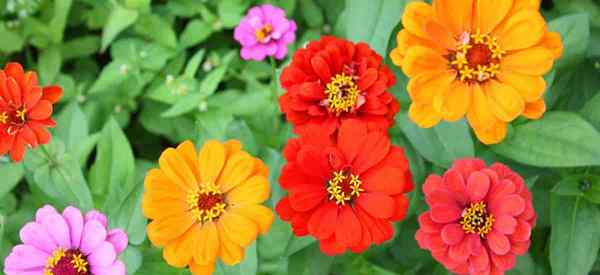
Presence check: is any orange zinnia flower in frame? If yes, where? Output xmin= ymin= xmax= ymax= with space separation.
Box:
xmin=0 ymin=62 xmax=63 ymax=161
xmin=390 ymin=0 xmax=562 ymax=144
xmin=142 ymin=140 xmax=274 ymax=275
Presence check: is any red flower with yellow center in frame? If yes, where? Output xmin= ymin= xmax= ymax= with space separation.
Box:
xmin=390 ymin=0 xmax=563 ymax=144
xmin=276 ymin=120 xmax=413 ymax=255
xmin=279 ymin=36 xmax=400 ymax=135
xmin=415 ymin=158 xmax=536 ymax=275
xmin=0 ymin=62 xmax=63 ymax=162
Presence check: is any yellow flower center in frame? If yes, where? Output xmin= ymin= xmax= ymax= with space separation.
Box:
xmin=1 ymin=106 xmax=27 ymax=135
xmin=187 ymin=182 xmax=227 ymax=223
xmin=326 ymin=170 xmax=364 ymax=205
xmin=460 ymin=202 xmax=495 ymax=238
xmin=324 ymin=73 xmax=361 ymax=115
xmin=44 ymin=248 xmax=90 ymax=275
xmin=255 ymin=24 xmax=273 ymax=43
xmin=450 ymin=31 xmax=504 ymax=83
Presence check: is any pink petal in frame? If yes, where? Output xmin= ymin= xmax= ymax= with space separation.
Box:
xmin=444 ymin=170 xmax=468 ymax=204
xmin=423 ymin=174 xmax=444 ymax=196
xmin=487 ymin=179 xmax=516 ymax=201
xmin=467 ymin=234 xmax=483 ymax=255
xmin=510 ymin=220 xmax=532 ymax=242
xmin=469 ymin=247 xmax=490 ymax=272
xmin=448 ymin=240 xmax=470 ymax=262
xmin=88 ymin=241 xmax=117 ymax=267
xmin=90 ymin=260 xmax=126 ymax=275
xmin=486 ymin=231 xmax=511 ymax=255
xmin=107 ymin=229 xmax=128 ymax=254
xmin=494 ymin=215 xmax=517 ymax=235
xmin=430 ymin=205 xmax=462 ymax=223
xmin=85 ymin=210 xmax=108 ymax=227
xmin=80 ymin=220 xmax=107 ymax=255
xmin=41 ymin=213 xmax=71 ymax=249
xmin=63 ymin=206 xmax=84 ymax=248
xmin=418 ymin=212 xmax=443 ymax=233
xmin=35 ymin=205 xmax=58 ymax=223
xmin=489 ymin=195 xmax=525 ymax=216
xmin=452 ymin=158 xmax=486 ymax=180
xmin=510 ymin=241 xmax=530 ymax=255
xmin=491 ymin=253 xmax=517 ymax=271
xmin=441 ymin=223 xmax=465 ymax=245
xmin=467 ymin=171 xmax=491 ymax=201
xmin=19 ymin=222 xmax=57 ymax=253
xmin=4 ymin=245 xmax=49 ymax=270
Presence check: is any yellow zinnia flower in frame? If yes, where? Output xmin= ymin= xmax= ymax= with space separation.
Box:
xmin=142 ymin=140 xmax=274 ymax=275
xmin=390 ymin=0 xmax=563 ymax=144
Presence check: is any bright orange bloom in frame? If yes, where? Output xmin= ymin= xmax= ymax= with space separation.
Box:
xmin=0 ymin=62 xmax=63 ymax=161
xmin=390 ymin=0 xmax=562 ymax=144
xmin=142 ymin=140 xmax=274 ymax=275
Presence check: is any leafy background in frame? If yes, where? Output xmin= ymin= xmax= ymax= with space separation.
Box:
xmin=0 ymin=0 xmax=599 ymax=274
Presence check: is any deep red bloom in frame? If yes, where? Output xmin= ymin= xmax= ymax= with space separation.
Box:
xmin=415 ymin=158 xmax=536 ymax=275
xmin=275 ymin=119 xmax=413 ymax=255
xmin=0 ymin=63 xmax=63 ymax=162
xmin=279 ymin=36 xmax=400 ymax=135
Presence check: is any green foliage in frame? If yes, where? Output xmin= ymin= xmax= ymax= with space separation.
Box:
xmin=1 ymin=0 xmax=600 ymax=275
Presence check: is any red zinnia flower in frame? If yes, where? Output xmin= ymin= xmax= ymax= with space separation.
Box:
xmin=415 ymin=158 xmax=535 ymax=275
xmin=275 ymin=119 xmax=413 ymax=255
xmin=279 ymin=36 xmax=400 ymax=135
xmin=0 ymin=63 xmax=63 ymax=162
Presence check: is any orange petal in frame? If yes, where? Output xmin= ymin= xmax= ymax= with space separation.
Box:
xmin=537 ymin=31 xmax=563 ymax=59
xmin=23 ymin=86 xmax=42 ymax=109
xmin=467 ymin=85 xmax=497 ymax=130
xmin=522 ymin=98 xmax=546 ymax=119
xmin=159 ymin=148 xmax=197 ymax=190
xmin=144 ymin=169 xmax=188 ymax=194
xmin=497 ymin=71 xmax=545 ymax=102
xmin=226 ymin=175 xmax=270 ymax=205
xmin=472 ymin=121 xmax=508 ymax=145
xmin=424 ymin=20 xmax=455 ymax=50
xmin=189 ymin=261 xmax=215 ymax=275
xmin=146 ymin=213 xmax=195 ymax=246
xmin=495 ymin=9 xmax=545 ymax=51
xmin=41 ymin=86 xmax=63 ymax=104
xmin=198 ymin=140 xmax=226 ymax=184
xmin=475 ymin=0 xmax=513 ymax=34
xmin=434 ymin=0 xmax=474 ymax=36
xmin=252 ymin=158 xmax=269 ymax=178
xmin=502 ymin=46 xmax=554 ymax=75
xmin=402 ymin=46 xmax=448 ymax=78
xmin=224 ymin=139 xmax=242 ymax=157
xmin=217 ymin=224 xmax=245 ymax=265
xmin=218 ymin=211 xmax=259 ymax=247
xmin=142 ymin=196 xmax=188 ymax=221
xmin=229 ymin=205 xmax=274 ymax=234
xmin=217 ymin=151 xmax=255 ymax=193
xmin=408 ymin=70 xmax=455 ymax=103
xmin=509 ymin=0 xmax=540 ymax=14
xmin=434 ymin=81 xmax=472 ymax=122
xmin=194 ymin=221 xmax=219 ymax=265
xmin=408 ymin=103 xmax=442 ymax=128
xmin=402 ymin=2 xmax=436 ymax=39
xmin=162 ymin=225 xmax=201 ymax=268
xmin=28 ymin=100 xmax=53 ymax=120
xmin=484 ymin=80 xmax=525 ymax=122
xmin=176 ymin=141 xmax=200 ymax=182
xmin=10 ymin=135 xmax=26 ymax=162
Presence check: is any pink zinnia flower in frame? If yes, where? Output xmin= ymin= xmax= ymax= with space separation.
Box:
xmin=3 ymin=205 xmax=128 ymax=275
xmin=415 ymin=158 xmax=536 ymax=275
xmin=234 ymin=4 xmax=297 ymax=61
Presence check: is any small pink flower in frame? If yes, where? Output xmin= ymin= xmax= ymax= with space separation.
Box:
xmin=234 ymin=4 xmax=297 ymax=61
xmin=3 ymin=205 xmax=128 ymax=275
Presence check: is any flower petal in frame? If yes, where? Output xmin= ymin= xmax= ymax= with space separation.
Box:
xmin=484 ymin=80 xmax=525 ymax=122
xmin=217 ymin=151 xmax=256 ymax=192
xmin=522 ymin=99 xmax=546 ymax=119
xmin=408 ymin=102 xmax=442 ymax=128
xmin=217 ymin=229 xmax=245 ymax=265
xmin=198 ymin=140 xmax=226 ymax=184
xmin=495 ymin=9 xmax=545 ymax=51
xmin=356 ymin=193 xmax=395 ymax=219
xmin=308 ymin=202 xmax=338 ymax=240
xmin=4 ymin=244 xmax=49 ymax=270
xmin=402 ymin=2 xmax=436 ymax=39
xmin=407 ymin=70 xmax=455 ymax=104
xmin=441 ymin=223 xmax=465 ymax=245
xmin=502 ymin=46 xmax=554 ymax=76
xmin=494 ymin=215 xmax=517 ymax=235
xmin=486 ymin=231 xmax=511 ymax=255
xmin=230 ymin=204 xmax=274 ymax=234
xmin=402 ymin=46 xmax=448 ymax=78
xmin=146 ymin=214 xmax=194 ymax=246
xmin=352 ymin=132 xmax=390 ymax=174
xmin=28 ymin=100 xmax=53 ymax=120
xmin=467 ymin=171 xmax=491 ymax=201
xmin=489 ymin=194 xmax=525 ymax=216
xmin=88 ymin=241 xmax=117 ymax=267
xmin=62 ymin=206 xmax=84 ymax=249
xmin=219 ymin=211 xmax=259 ymax=247
xmin=475 ymin=0 xmax=513 ymax=34
xmin=80 ymin=220 xmax=108 ymax=255
xmin=434 ymin=0 xmax=474 ymax=36
xmin=194 ymin=221 xmax=219 ymax=265
xmin=497 ymin=71 xmax=546 ymax=102
xmin=338 ymin=119 xmax=368 ymax=163
xmin=335 ymin=207 xmax=362 ymax=247
xmin=227 ymin=175 xmax=270 ymax=205
xmin=430 ymin=205 xmax=462 ymax=223
xmin=19 ymin=222 xmax=57 ymax=253
xmin=106 ymin=229 xmax=128 ymax=254
xmin=434 ymin=81 xmax=471 ymax=122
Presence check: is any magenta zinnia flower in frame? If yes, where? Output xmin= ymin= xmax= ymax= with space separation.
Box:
xmin=234 ymin=4 xmax=297 ymax=61
xmin=3 ymin=205 xmax=128 ymax=275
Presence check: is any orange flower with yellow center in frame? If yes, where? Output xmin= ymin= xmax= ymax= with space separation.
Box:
xmin=142 ymin=140 xmax=274 ymax=275
xmin=390 ymin=0 xmax=563 ymax=144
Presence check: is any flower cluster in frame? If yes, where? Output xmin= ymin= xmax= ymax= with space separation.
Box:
xmin=390 ymin=0 xmax=562 ymax=144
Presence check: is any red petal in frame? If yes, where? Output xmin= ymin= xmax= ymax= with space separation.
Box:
xmin=0 ymin=72 xmax=10 ymax=102
xmin=4 ymin=62 xmax=25 ymax=89
xmin=335 ymin=207 xmax=362 ymax=247
xmin=423 ymin=174 xmax=444 ymax=196
xmin=430 ymin=205 xmax=462 ymax=223
xmin=451 ymin=158 xmax=486 ymax=179
xmin=494 ymin=215 xmax=517 ymax=235
xmin=337 ymin=119 xmax=368 ymax=163
xmin=444 ymin=169 xmax=469 ymax=204
xmin=418 ymin=212 xmax=443 ymax=233
xmin=275 ymin=197 xmax=295 ymax=221
xmin=297 ymin=146 xmax=331 ymax=180
xmin=486 ymin=231 xmax=511 ymax=255
xmin=280 ymin=163 xmax=317 ymax=189
xmin=448 ymin=240 xmax=470 ymax=262
xmin=308 ymin=202 xmax=338 ymax=240
xmin=467 ymin=234 xmax=484 ymax=255
xmin=20 ymin=126 xmax=37 ymax=148
xmin=358 ymin=68 xmax=378 ymax=91
xmin=352 ymin=131 xmax=390 ymax=174
xmin=282 ymin=139 xmax=302 ymax=162
xmin=291 ymin=212 xmax=311 ymax=236
xmin=298 ymin=82 xmax=324 ymax=100
xmin=470 ymin=247 xmax=490 ymax=272
xmin=10 ymin=135 xmax=26 ymax=162
xmin=487 ymin=178 xmax=516 ymax=202
xmin=441 ymin=223 xmax=465 ymax=245
xmin=0 ymin=134 xmax=14 ymax=155
xmin=467 ymin=171 xmax=491 ymax=201
xmin=489 ymin=195 xmax=525 ymax=216
xmin=490 ymin=253 xmax=516 ymax=272
xmin=415 ymin=230 xmax=429 ymax=249
xmin=510 ymin=241 xmax=530 ymax=255
xmin=319 ymin=236 xmax=346 ymax=256
xmin=389 ymin=194 xmax=409 ymax=221
xmin=28 ymin=100 xmax=53 ymax=120
xmin=42 ymin=85 xmax=63 ymax=104
xmin=289 ymin=184 xmax=326 ymax=212
xmin=7 ymin=77 xmax=22 ymax=106
xmin=426 ymin=190 xmax=459 ymax=208
xmin=24 ymin=86 xmax=42 ymax=109
xmin=362 ymin=167 xmax=406 ymax=195
xmin=23 ymin=71 xmax=38 ymax=92
xmin=355 ymin=193 xmax=394 ymax=219
xmin=510 ymin=220 xmax=532 ymax=242
xmin=310 ymin=55 xmax=332 ymax=83
xmin=354 ymin=207 xmax=393 ymax=244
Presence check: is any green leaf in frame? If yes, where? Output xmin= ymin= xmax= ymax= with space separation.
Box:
xmin=397 ymin=113 xmax=474 ymax=168
xmin=344 ymin=0 xmax=406 ymax=55
xmin=0 ymin=25 xmax=24 ymax=53
xmin=226 ymin=120 xmax=259 ymax=155
xmin=548 ymin=13 xmax=590 ymax=68
xmin=54 ymin=102 xmax=89 ymax=158
xmin=87 ymin=60 xmax=132 ymax=94
xmin=101 ymin=4 xmax=139 ymax=52
xmin=23 ymin=139 xmax=94 ymax=211
xmin=180 ymin=20 xmax=214 ymax=49
xmin=121 ymin=246 xmax=143 ymax=275
xmin=300 ymin=0 xmax=324 ymax=28
xmin=196 ymin=109 xmax=234 ymax=142
xmin=580 ymin=92 xmax=600 ymax=130
xmin=550 ymin=195 xmax=600 ymax=275
xmin=137 ymin=246 xmax=192 ymax=275
xmin=89 ymin=118 xmax=136 ymax=214
xmin=215 ymin=243 xmax=258 ymax=275
xmin=49 ymin=0 xmax=73 ymax=43
xmin=493 ymin=112 xmax=600 ymax=167
xmin=38 ymin=45 xmax=62 ymax=85
xmin=61 ymin=36 xmax=100 ymax=61
xmin=217 ymin=0 xmax=250 ymax=28
xmin=0 ymin=162 xmax=24 ymax=197
xmin=288 ymin=243 xmax=334 ymax=275
xmin=184 ymin=49 xmax=207 ymax=78
xmin=107 ymin=163 xmax=147 ymax=245
xmin=552 ymin=175 xmax=600 ymax=205
xmin=134 ymin=14 xmax=177 ymax=48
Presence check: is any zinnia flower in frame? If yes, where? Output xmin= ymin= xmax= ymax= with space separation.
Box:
xmin=0 ymin=62 xmax=63 ymax=162
xmin=234 ymin=4 xmax=297 ymax=61
xmin=142 ymin=140 xmax=274 ymax=275
xmin=279 ymin=36 xmax=400 ymax=135
xmin=415 ymin=158 xmax=535 ymax=275
xmin=390 ymin=0 xmax=563 ymax=144
xmin=276 ymin=119 xmax=413 ymax=255
xmin=3 ymin=205 xmax=128 ymax=275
